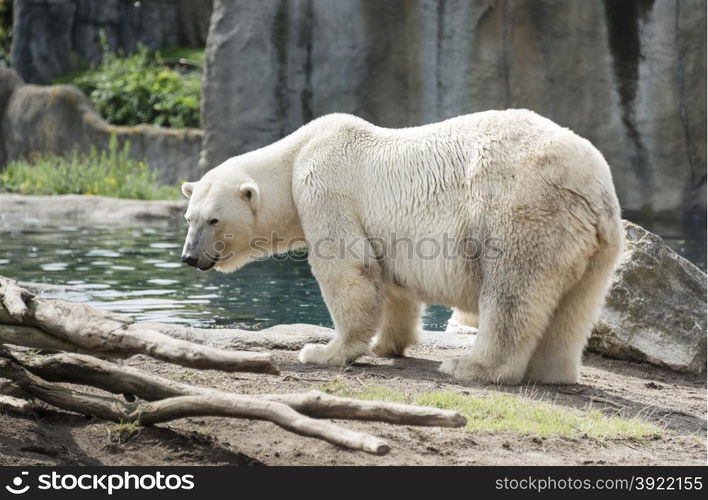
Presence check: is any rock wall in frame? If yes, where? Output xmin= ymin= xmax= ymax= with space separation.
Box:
xmin=201 ymin=0 xmax=706 ymax=218
xmin=0 ymin=68 xmax=202 ymax=184
xmin=11 ymin=0 xmax=213 ymax=84
xmin=0 ymin=67 xmax=24 ymax=166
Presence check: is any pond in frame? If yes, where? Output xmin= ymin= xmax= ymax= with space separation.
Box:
xmin=0 ymin=218 xmax=704 ymax=332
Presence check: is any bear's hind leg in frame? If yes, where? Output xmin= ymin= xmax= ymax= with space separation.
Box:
xmin=523 ymin=282 xmax=595 ymax=385
xmin=439 ymin=236 xmax=579 ymax=385
xmin=525 ymin=227 xmax=623 ymax=384
xmin=372 ymin=285 xmax=422 ymax=357
xmin=439 ymin=286 xmax=559 ymax=384
xmin=446 ymin=308 xmax=479 ymax=334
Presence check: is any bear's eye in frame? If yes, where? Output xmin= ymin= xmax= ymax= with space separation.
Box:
xmin=209 ymin=219 xmax=219 ymax=225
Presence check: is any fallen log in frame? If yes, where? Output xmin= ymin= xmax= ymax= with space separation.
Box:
xmin=0 ymin=277 xmax=31 ymax=318
xmin=0 ymin=277 xmax=279 ymax=374
xmin=0 ymin=324 xmax=97 ymax=353
xmin=0 ymin=394 xmax=31 ymax=412
xmin=0 ymin=356 xmax=389 ymax=454
xmin=22 ymin=352 xmax=466 ymax=427
xmin=0 ymin=379 xmax=25 ymax=398
xmin=0 ymin=276 xmax=468 ymax=455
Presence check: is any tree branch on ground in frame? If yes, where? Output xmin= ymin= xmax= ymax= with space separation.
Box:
xmin=0 ymin=276 xmax=278 ymax=374
xmin=0 ymin=276 xmax=467 ymax=455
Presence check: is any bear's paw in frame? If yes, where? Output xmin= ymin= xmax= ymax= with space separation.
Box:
xmin=298 ymin=341 xmax=371 ymax=365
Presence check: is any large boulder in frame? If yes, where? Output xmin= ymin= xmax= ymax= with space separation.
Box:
xmin=200 ymin=0 xmax=706 ymax=219
xmin=1 ymin=84 xmax=202 ymax=183
xmin=11 ymin=0 xmax=213 ymax=84
xmin=590 ymin=221 xmax=707 ymax=374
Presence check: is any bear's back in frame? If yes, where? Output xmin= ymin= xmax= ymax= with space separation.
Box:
xmin=293 ymin=109 xmax=616 ymax=233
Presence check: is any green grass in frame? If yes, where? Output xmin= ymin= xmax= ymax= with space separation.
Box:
xmin=321 ymin=382 xmax=662 ymax=442
xmin=107 ymin=420 xmax=141 ymax=445
xmin=0 ymin=137 xmax=180 ymax=200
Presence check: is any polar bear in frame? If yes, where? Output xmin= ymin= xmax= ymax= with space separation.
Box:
xmin=181 ymin=110 xmax=623 ymax=384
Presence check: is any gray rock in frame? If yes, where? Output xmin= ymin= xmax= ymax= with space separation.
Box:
xmin=0 ymin=67 xmax=24 ymax=166
xmin=11 ymin=0 xmax=77 ymax=84
xmin=11 ymin=0 xmax=213 ymax=84
xmin=1 ymin=84 xmax=202 ymax=183
xmin=0 ymin=193 xmax=186 ymax=229
xmin=177 ymin=0 xmax=214 ymax=47
xmin=200 ymin=0 xmax=706 ymax=219
xmin=590 ymin=220 xmax=707 ymax=374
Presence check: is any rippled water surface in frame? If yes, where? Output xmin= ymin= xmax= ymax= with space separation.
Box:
xmin=0 ymin=218 xmax=704 ymax=331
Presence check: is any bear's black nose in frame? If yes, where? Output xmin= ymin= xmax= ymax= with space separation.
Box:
xmin=182 ymin=255 xmax=198 ymax=267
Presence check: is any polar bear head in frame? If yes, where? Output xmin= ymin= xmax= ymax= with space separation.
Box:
xmin=180 ymin=169 xmax=261 ymax=273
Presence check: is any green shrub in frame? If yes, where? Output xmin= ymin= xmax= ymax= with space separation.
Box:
xmin=0 ymin=137 xmax=180 ymax=200
xmin=59 ymin=45 xmax=201 ymax=128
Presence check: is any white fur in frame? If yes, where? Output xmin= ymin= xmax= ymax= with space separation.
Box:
xmin=446 ymin=309 xmax=479 ymax=335
xmin=182 ymin=110 xmax=624 ymax=385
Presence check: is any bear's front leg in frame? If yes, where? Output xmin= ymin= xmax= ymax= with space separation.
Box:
xmin=298 ymin=248 xmax=384 ymax=366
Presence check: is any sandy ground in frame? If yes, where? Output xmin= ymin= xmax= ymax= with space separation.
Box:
xmin=1 ymin=347 xmax=705 ymax=466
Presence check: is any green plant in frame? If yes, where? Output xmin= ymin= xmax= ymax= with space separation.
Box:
xmin=58 ymin=45 xmax=201 ymax=128
xmin=107 ymin=420 xmax=141 ymax=445
xmin=0 ymin=136 xmax=181 ymax=200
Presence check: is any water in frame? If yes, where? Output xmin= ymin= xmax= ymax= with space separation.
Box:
xmin=0 ymin=218 xmax=704 ymax=331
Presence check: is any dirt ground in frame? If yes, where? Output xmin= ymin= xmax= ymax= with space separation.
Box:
xmin=1 ymin=348 xmax=705 ymax=466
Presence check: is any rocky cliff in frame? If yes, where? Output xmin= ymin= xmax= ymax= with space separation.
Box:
xmin=200 ymin=0 xmax=706 ymax=218
xmin=11 ymin=0 xmax=213 ymax=84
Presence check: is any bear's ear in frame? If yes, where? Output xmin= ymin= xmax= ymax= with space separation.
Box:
xmin=240 ymin=181 xmax=260 ymax=212
xmin=182 ymin=182 xmax=195 ymax=199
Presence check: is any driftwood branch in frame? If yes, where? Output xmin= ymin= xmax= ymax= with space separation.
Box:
xmin=0 ymin=357 xmax=388 ymax=454
xmin=0 ymin=276 xmax=468 ymax=455
xmin=0 ymin=394 xmax=31 ymax=412
xmin=0 ymin=376 xmax=29 ymax=411
xmin=23 ymin=352 xmax=466 ymax=427
xmin=0 ymin=378 xmax=25 ymax=399
xmin=0 ymin=276 xmax=278 ymax=374
xmin=0 ymin=324 xmax=97 ymax=353
xmin=0 ymin=278 xmax=31 ymax=318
